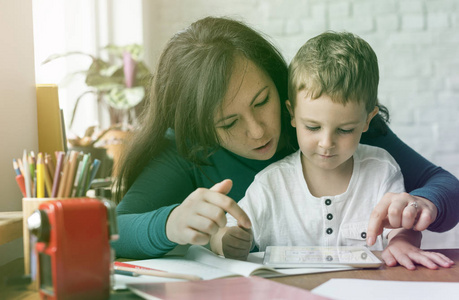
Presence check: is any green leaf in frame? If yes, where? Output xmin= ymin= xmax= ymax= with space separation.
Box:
xmin=104 ymin=44 xmax=144 ymax=61
xmin=85 ymin=59 xmax=124 ymax=89
xmin=100 ymin=64 xmax=122 ymax=77
xmin=42 ymin=51 xmax=95 ymax=65
xmin=104 ymin=87 xmax=145 ymax=109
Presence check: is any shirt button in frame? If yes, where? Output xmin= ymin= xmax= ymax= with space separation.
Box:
xmin=361 ymin=232 xmax=367 ymax=239
xmin=327 ymin=213 xmax=333 ymax=220
xmin=325 ymin=199 xmax=332 ymax=205
xmin=326 ymin=228 xmax=333 ymax=234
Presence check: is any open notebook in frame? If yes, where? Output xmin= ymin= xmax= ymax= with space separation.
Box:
xmin=113 ymin=245 xmax=353 ymax=290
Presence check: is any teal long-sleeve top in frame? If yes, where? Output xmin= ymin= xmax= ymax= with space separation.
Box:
xmin=113 ymin=128 xmax=459 ymax=259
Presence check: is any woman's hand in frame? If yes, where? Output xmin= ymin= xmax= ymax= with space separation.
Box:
xmin=366 ymin=193 xmax=438 ymax=246
xmin=382 ymin=229 xmax=454 ymax=270
xmin=221 ymin=226 xmax=253 ymax=261
xmin=165 ymin=179 xmax=251 ymax=246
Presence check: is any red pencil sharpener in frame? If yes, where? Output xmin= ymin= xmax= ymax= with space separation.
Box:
xmin=28 ymin=197 xmax=119 ymax=300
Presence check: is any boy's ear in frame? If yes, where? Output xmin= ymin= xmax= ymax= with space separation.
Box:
xmin=363 ymin=106 xmax=379 ymax=132
xmin=285 ymin=100 xmax=296 ymax=127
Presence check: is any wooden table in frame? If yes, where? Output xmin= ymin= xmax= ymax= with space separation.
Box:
xmin=2 ymin=249 xmax=458 ymax=299
xmin=270 ymin=249 xmax=459 ymax=290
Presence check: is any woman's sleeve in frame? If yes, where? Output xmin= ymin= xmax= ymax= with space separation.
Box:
xmin=111 ymin=145 xmax=196 ymax=259
xmin=361 ymin=127 xmax=459 ymax=232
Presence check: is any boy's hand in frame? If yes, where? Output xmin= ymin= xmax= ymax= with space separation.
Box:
xmin=222 ymin=226 xmax=253 ymax=261
xmin=382 ymin=230 xmax=454 ymax=270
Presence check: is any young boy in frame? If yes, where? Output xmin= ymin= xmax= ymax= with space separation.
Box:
xmin=210 ymin=31 xmax=453 ymax=270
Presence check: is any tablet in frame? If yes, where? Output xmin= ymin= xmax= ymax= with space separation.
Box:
xmin=263 ymin=246 xmax=383 ymax=269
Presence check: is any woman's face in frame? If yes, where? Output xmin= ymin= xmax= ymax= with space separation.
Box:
xmin=214 ymin=56 xmax=282 ymax=160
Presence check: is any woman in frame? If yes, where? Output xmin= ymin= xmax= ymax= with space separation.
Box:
xmin=113 ymin=17 xmax=459 ymax=259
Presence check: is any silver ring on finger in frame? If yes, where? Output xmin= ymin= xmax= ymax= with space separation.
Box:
xmin=408 ymin=201 xmax=418 ymax=209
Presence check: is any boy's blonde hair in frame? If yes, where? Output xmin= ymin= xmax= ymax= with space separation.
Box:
xmin=288 ymin=31 xmax=379 ymax=113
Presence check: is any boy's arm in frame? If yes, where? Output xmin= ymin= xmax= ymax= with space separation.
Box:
xmin=383 ymin=228 xmax=454 ymax=270
xmin=210 ymin=226 xmax=253 ymax=260
xmin=210 ymin=227 xmax=228 ymax=256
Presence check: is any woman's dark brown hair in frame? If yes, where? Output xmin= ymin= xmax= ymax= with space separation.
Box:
xmin=114 ymin=17 xmax=292 ymax=203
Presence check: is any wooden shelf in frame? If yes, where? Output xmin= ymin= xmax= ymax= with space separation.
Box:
xmin=0 ymin=211 xmax=23 ymax=246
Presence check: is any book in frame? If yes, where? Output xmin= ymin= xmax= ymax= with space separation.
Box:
xmin=36 ymin=84 xmax=65 ymax=158
xmin=127 ymin=276 xmax=330 ymax=300
xmin=113 ymin=245 xmax=353 ymax=290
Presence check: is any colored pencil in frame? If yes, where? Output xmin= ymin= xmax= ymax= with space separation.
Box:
xmin=12 ymin=159 xmax=21 ymax=176
xmin=57 ymin=153 xmax=70 ymax=197
xmin=114 ymin=270 xmax=140 ymax=277
xmin=15 ymin=175 xmax=26 ymax=197
xmin=16 ymin=149 xmax=103 ymax=199
xmin=63 ymin=151 xmax=80 ymax=197
xmin=52 ymin=152 xmax=65 ymax=197
xmin=71 ymin=160 xmax=84 ymax=197
xmin=36 ymin=153 xmax=45 ymax=198
xmin=44 ymin=154 xmax=55 ymax=182
xmin=17 ymin=158 xmax=25 ymax=176
xmin=43 ymin=161 xmax=53 ymax=197
xmin=28 ymin=155 xmax=35 ymax=183
xmin=76 ymin=154 xmax=91 ymax=197
xmin=114 ymin=262 xmax=201 ymax=281
xmin=86 ymin=159 xmax=101 ymax=191
xmin=23 ymin=150 xmax=32 ymax=198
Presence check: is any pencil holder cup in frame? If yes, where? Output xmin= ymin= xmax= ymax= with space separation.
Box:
xmin=22 ymin=197 xmax=73 ymax=275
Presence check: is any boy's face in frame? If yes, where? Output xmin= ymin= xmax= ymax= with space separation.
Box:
xmin=286 ymin=91 xmax=378 ymax=172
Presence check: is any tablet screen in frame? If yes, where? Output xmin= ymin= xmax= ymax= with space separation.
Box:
xmin=263 ymin=246 xmax=382 ymax=269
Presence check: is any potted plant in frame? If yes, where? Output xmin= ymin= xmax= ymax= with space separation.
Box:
xmin=43 ymin=44 xmax=151 ymax=175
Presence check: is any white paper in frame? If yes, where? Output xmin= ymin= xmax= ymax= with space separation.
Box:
xmin=312 ymin=278 xmax=459 ymax=300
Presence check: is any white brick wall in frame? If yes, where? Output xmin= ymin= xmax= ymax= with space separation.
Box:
xmin=144 ymin=0 xmax=459 ymax=247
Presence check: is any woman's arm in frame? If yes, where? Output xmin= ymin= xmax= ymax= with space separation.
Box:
xmin=114 ymin=205 xmax=179 ymax=259
xmin=112 ymin=145 xmax=251 ymax=259
xmin=112 ymin=145 xmax=197 ymax=259
xmin=361 ymin=127 xmax=459 ymax=232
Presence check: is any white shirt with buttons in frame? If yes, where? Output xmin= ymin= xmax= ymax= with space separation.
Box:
xmin=226 ymin=144 xmax=404 ymax=251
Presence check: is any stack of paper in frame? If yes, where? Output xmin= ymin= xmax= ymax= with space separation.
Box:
xmin=311 ymin=279 xmax=459 ymax=300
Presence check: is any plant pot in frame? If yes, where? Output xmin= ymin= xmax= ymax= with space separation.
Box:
xmin=69 ymin=146 xmax=113 ymax=179
xmin=98 ymin=129 xmax=130 ymax=176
